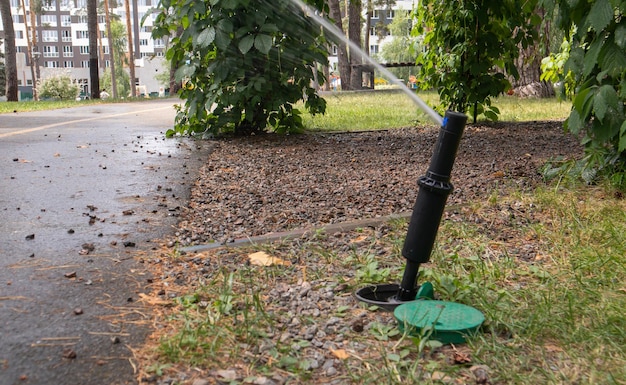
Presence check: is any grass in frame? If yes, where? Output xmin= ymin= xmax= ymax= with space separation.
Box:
xmin=139 ymin=184 xmax=625 ymax=385
xmin=0 ymin=96 xmax=163 ymax=114
xmin=301 ymin=89 xmax=572 ymax=131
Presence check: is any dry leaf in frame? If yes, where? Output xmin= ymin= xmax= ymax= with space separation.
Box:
xmin=350 ymin=235 xmax=368 ymax=244
xmin=248 ymin=251 xmax=290 ymax=266
xmin=330 ymin=348 xmax=349 ymax=360
xmin=53 ymin=153 xmax=61 ymax=157
xmin=19 ymin=159 xmax=32 ymax=163
xmin=138 ymin=293 xmax=173 ymax=306
xmin=76 ymin=145 xmax=89 ymax=149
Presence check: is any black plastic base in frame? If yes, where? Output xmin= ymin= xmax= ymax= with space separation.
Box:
xmin=355 ymin=284 xmax=414 ymax=311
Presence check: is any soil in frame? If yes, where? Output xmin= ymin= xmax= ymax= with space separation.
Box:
xmin=173 ymin=121 xmax=583 ymax=246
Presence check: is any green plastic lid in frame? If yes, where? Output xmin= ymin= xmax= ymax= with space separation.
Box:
xmin=394 ymin=300 xmax=484 ymax=344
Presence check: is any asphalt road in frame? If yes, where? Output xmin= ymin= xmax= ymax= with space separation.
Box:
xmin=0 ymin=99 xmax=212 ymax=385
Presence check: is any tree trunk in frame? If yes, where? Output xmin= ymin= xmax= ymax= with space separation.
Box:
xmin=87 ymin=0 xmax=100 ymax=98
xmin=124 ymin=0 xmax=136 ymax=97
xmin=18 ymin=0 xmax=36 ymax=101
xmin=348 ymin=0 xmax=362 ymax=90
xmin=0 ymin=0 xmax=18 ymax=101
xmin=103 ymin=0 xmax=117 ymax=98
xmin=512 ymin=7 xmax=554 ymax=98
xmin=328 ymin=0 xmax=351 ymax=90
xmin=28 ymin=0 xmax=39 ymax=100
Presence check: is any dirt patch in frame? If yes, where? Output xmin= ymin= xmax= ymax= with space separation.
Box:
xmin=174 ymin=121 xmax=582 ymax=246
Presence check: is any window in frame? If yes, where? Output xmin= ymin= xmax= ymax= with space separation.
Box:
xmin=61 ymin=15 xmax=71 ymax=26
xmin=331 ymin=45 xmax=337 ymax=55
xmin=10 ymin=0 xmax=19 ymax=7
xmin=63 ymin=45 xmax=73 ymax=57
xmin=155 ymin=51 xmax=164 ymax=57
xmin=12 ymin=14 xmax=21 ymax=23
xmin=45 ymin=61 xmax=60 ymax=68
xmin=139 ymin=39 xmax=149 ymax=46
xmin=370 ymin=45 xmax=379 ymax=54
xmin=43 ymin=0 xmax=56 ymax=10
xmin=371 ymin=10 xmax=379 ymax=19
xmin=40 ymin=14 xmax=57 ymax=26
xmin=43 ymin=46 xmax=59 ymax=57
xmin=42 ymin=30 xmax=58 ymax=42
xmin=75 ymin=0 xmax=86 ymax=7
xmin=62 ymin=30 xmax=71 ymax=41
xmin=16 ymin=30 xmax=24 ymax=39
xmin=369 ymin=27 xmax=376 ymax=36
xmin=77 ymin=15 xmax=88 ymax=23
xmin=27 ymin=79 xmax=33 ymax=86
xmin=79 ymin=46 xmax=89 ymax=54
xmin=81 ymin=60 xmax=90 ymax=68
xmin=104 ymin=60 xmax=110 ymax=68
xmin=154 ymin=38 xmax=165 ymax=48
xmin=103 ymin=46 xmax=109 ymax=54
xmin=64 ymin=61 xmax=74 ymax=68
xmin=386 ymin=9 xmax=395 ymax=19
xmin=76 ymin=30 xmax=89 ymax=39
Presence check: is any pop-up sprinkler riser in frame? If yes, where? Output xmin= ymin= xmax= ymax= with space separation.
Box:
xmin=356 ymin=110 xmax=467 ymax=309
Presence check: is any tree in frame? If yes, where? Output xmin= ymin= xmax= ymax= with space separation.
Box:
xmin=102 ymin=20 xmax=130 ymax=97
xmin=378 ymin=8 xmax=419 ymax=81
xmin=542 ymin=0 xmax=626 ymax=187
xmin=124 ymin=0 xmax=136 ymax=97
xmin=347 ymin=0 xmax=362 ymax=90
xmin=87 ymin=0 xmax=100 ymax=98
xmin=415 ymin=0 xmax=538 ymax=122
xmin=102 ymin=0 xmax=117 ymax=98
xmin=152 ymin=0 xmax=328 ymax=136
xmin=0 ymin=0 xmax=18 ymax=101
xmin=328 ymin=0 xmax=351 ymax=90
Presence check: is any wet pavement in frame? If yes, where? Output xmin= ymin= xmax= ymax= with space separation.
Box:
xmin=0 ymin=99 xmax=213 ymax=385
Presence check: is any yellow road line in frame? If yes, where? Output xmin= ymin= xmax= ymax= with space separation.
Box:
xmin=0 ymin=105 xmax=172 ymax=139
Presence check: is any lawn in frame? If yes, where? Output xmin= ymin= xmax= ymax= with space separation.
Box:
xmin=301 ymin=89 xmax=572 ymax=131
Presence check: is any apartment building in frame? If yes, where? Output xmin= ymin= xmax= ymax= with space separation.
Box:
xmin=0 ymin=0 xmax=167 ymax=99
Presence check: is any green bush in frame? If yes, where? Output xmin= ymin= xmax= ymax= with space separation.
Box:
xmin=39 ymin=75 xmax=81 ymax=100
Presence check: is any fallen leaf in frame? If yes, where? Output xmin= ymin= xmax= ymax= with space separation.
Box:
xmin=248 ymin=251 xmax=290 ymax=266
xmin=330 ymin=348 xmax=349 ymax=360
xmin=53 ymin=153 xmax=61 ymax=157
xmin=350 ymin=235 xmax=368 ymax=243
xmin=19 ymin=159 xmax=32 ymax=163
xmin=138 ymin=293 xmax=173 ymax=306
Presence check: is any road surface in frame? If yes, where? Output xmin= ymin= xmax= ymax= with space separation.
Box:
xmin=0 ymin=99 xmax=212 ymax=385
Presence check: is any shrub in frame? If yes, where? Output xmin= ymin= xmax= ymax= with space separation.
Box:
xmin=39 ymin=75 xmax=81 ymax=100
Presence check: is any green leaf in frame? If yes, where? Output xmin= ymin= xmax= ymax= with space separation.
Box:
xmin=238 ymin=35 xmax=254 ymax=54
xmin=583 ymin=38 xmax=603 ymax=78
xmin=616 ymin=24 xmax=626 ymax=49
xmin=174 ymin=64 xmax=196 ymax=81
xmin=587 ymin=0 xmax=613 ymax=32
xmin=221 ymin=0 xmax=238 ymax=9
xmin=599 ymin=41 xmax=626 ymax=77
xmin=566 ymin=109 xmax=584 ymax=135
xmin=215 ymin=29 xmax=231 ymax=50
xmin=195 ymin=27 xmax=215 ymax=48
xmin=573 ymin=86 xmax=595 ymax=119
xmin=620 ymin=120 xmax=626 ymax=152
xmin=254 ymin=34 xmax=273 ymax=54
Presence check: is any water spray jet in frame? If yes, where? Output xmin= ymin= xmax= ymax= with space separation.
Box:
xmin=290 ymin=0 xmax=483 ymax=343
